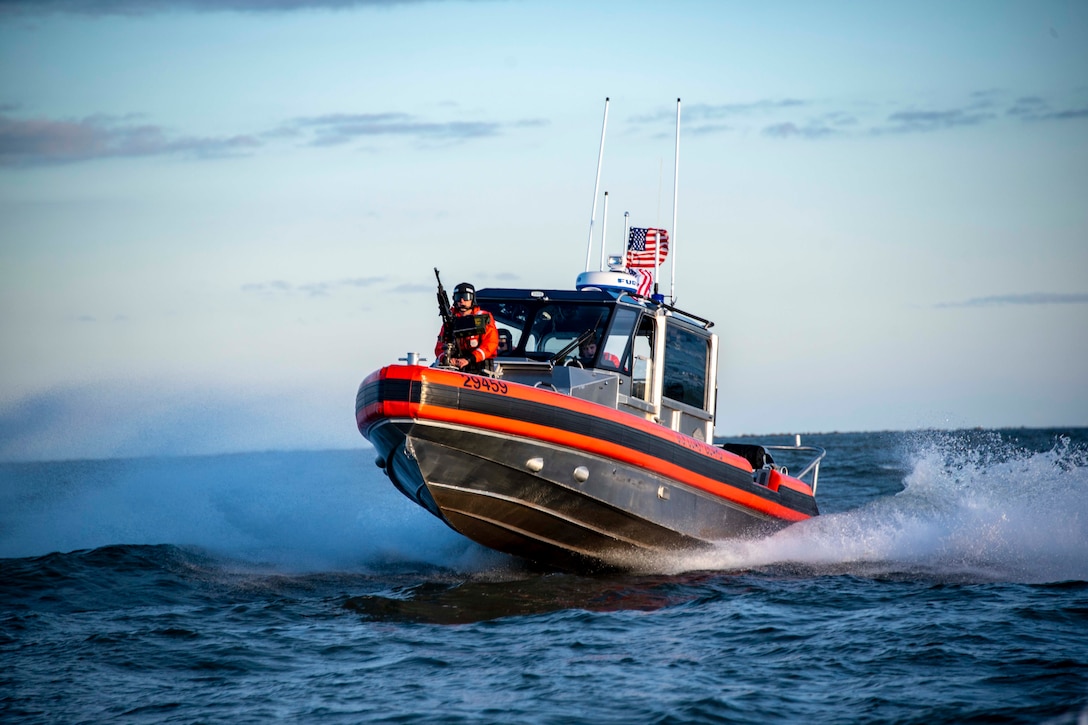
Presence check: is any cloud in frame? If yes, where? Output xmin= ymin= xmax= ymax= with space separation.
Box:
xmin=1006 ymin=95 xmax=1049 ymax=117
xmin=754 ymin=107 xmax=857 ymax=139
xmin=511 ymin=119 xmax=549 ymax=129
xmin=0 ymin=108 xmax=546 ymax=166
xmin=242 ymin=277 xmax=387 ymax=297
xmin=864 ymin=92 xmax=1088 ymax=135
xmin=1006 ymin=95 xmax=1088 ymax=122
xmin=689 ymin=99 xmax=810 ymax=118
xmin=0 ymin=112 xmax=260 ymax=166
xmin=628 ymin=98 xmax=809 ymax=127
xmin=966 ymin=88 xmax=1004 ymax=109
xmin=630 ymin=98 xmax=820 ymax=139
xmin=876 ymin=108 xmax=997 ymax=134
xmin=935 ymin=293 xmax=1088 ymax=309
xmin=277 ymin=112 xmax=545 ymax=147
xmin=0 ymin=0 xmax=444 ymax=17
xmin=241 ymin=280 xmax=294 ymax=294
xmin=1039 ymin=108 xmax=1088 ymax=121
xmin=633 ymin=89 xmax=1087 ymax=142
xmin=636 ymin=95 xmax=959 ymax=140
xmin=762 ymin=121 xmax=840 ymax=139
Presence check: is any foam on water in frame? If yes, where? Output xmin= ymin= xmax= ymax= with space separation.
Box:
xmin=663 ymin=433 xmax=1088 ymax=583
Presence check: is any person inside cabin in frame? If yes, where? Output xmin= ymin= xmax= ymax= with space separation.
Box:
xmin=578 ymin=338 xmax=620 ymax=368
xmin=496 ymin=329 xmax=512 ymax=355
xmin=435 ymin=282 xmax=499 ymax=371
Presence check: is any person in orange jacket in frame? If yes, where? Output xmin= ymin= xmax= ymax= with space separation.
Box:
xmin=435 ymin=282 xmax=499 ymax=371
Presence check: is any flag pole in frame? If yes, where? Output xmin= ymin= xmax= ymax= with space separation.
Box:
xmin=599 ymin=192 xmax=609 ymax=271
xmin=670 ymin=97 xmax=681 ymax=303
xmin=584 ymin=97 xmax=609 ymax=272
xmin=623 ymin=211 xmax=630 ymax=266
xmin=654 ymin=229 xmax=660 ymax=297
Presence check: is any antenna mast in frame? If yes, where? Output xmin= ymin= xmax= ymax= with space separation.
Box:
xmin=623 ymin=211 xmax=630 ymax=266
xmin=670 ymin=98 xmax=681 ymax=303
xmin=599 ymin=192 xmax=610 ymax=271
xmin=584 ymin=97 xmax=609 ymax=271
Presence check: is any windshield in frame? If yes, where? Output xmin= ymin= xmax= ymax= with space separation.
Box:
xmin=485 ymin=301 xmax=531 ymax=357
xmin=524 ymin=303 xmax=611 ymax=356
xmin=484 ymin=300 xmax=613 ymax=359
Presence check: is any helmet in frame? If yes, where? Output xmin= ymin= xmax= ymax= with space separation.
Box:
xmin=453 ymin=282 xmax=476 ymax=306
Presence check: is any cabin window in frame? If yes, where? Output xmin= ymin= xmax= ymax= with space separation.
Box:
xmin=601 ymin=307 xmax=638 ymax=372
xmin=630 ymin=314 xmax=656 ymax=401
xmin=522 ymin=303 xmax=612 ymax=357
xmin=662 ymin=324 xmax=709 ymax=409
xmin=484 ymin=302 xmax=530 ymax=354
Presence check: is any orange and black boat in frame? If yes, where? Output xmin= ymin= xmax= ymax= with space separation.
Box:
xmin=355 ymin=99 xmax=825 ymax=570
xmin=356 ymin=282 xmax=825 ymax=570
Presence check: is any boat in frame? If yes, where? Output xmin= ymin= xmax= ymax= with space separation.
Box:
xmin=355 ymin=99 xmax=825 ymax=570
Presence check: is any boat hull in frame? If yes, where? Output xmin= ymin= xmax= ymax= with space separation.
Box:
xmin=358 ymin=365 xmax=817 ymax=569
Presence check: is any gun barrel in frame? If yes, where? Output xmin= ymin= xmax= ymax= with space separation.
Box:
xmin=433 ymin=268 xmax=456 ymax=360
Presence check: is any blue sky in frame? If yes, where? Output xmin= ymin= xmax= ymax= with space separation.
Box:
xmin=1 ymin=0 xmax=1086 ymax=460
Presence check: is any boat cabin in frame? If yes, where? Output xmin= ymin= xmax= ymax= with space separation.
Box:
xmin=476 ymin=287 xmax=719 ymax=442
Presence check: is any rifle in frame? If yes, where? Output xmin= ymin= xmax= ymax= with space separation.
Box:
xmin=434 ymin=268 xmax=456 ymax=364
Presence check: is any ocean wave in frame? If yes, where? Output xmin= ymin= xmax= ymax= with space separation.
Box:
xmin=3 ymin=432 xmax=1086 ymax=584
xmin=660 ymin=432 xmax=1088 ymax=583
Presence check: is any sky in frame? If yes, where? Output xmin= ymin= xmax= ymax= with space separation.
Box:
xmin=1 ymin=0 xmax=1086 ymax=461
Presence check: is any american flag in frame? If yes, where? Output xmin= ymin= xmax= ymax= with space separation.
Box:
xmin=625 ymin=227 xmax=669 ymax=268
xmin=632 ymin=269 xmax=654 ymax=297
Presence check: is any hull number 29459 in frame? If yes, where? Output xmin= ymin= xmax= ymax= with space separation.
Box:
xmin=462 ymin=375 xmax=509 ymax=394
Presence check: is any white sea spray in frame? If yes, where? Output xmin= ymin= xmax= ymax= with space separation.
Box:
xmin=663 ymin=432 xmax=1088 ymax=583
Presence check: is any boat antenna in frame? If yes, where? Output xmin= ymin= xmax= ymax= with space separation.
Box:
xmin=670 ymin=97 xmax=681 ymax=304
xmin=623 ymin=211 xmax=630 ymax=269
xmin=599 ymin=191 xmax=609 ymax=270
xmin=584 ymin=97 xmax=609 ymax=272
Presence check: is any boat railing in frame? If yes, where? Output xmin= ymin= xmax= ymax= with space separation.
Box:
xmin=762 ymin=443 xmax=826 ymax=493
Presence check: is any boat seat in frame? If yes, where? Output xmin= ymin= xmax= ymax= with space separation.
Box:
xmin=719 ymin=443 xmax=774 ymax=471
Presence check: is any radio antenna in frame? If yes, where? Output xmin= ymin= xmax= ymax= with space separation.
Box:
xmin=599 ymin=191 xmax=610 ymax=271
xmin=584 ymin=97 xmax=609 ymax=271
xmin=670 ymin=97 xmax=681 ymax=303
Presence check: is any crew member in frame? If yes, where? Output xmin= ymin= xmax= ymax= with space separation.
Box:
xmin=435 ymin=282 xmax=499 ymax=371
xmin=578 ymin=339 xmax=621 ymax=368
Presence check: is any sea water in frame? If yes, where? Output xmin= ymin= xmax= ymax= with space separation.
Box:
xmin=2 ymin=429 xmax=1086 ymax=724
